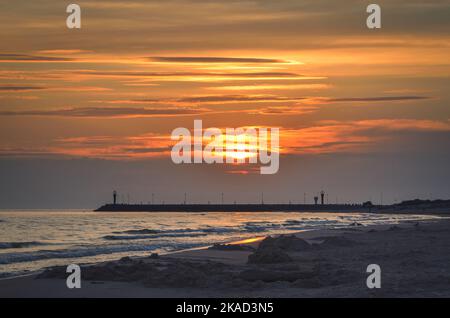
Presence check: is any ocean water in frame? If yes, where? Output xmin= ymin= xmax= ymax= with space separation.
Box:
xmin=0 ymin=210 xmax=439 ymax=277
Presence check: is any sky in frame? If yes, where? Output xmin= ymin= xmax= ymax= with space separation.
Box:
xmin=0 ymin=0 xmax=449 ymax=208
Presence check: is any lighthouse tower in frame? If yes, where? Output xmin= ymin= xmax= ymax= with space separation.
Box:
xmin=113 ymin=190 xmax=117 ymax=205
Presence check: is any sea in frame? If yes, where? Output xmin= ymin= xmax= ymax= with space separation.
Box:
xmin=0 ymin=210 xmax=440 ymax=278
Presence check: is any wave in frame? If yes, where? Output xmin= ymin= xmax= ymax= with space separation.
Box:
xmin=283 ymin=219 xmax=302 ymax=225
xmin=112 ymin=229 xmax=159 ymax=235
xmin=0 ymin=242 xmax=202 ymax=265
xmin=0 ymin=241 xmax=48 ymax=249
xmin=103 ymin=232 xmax=207 ymax=240
xmin=111 ymin=226 xmax=239 ymax=237
xmin=106 ymin=222 xmax=301 ymax=240
xmin=243 ymin=222 xmax=282 ymax=232
xmin=199 ymin=226 xmax=238 ymax=234
xmin=105 ymin=219 xmax=347 ymax=242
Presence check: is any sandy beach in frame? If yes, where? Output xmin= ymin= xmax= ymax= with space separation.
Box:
xmin=1 ymin=217 xmax=449 ymax=298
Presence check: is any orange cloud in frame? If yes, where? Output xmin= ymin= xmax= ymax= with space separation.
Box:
xmin=1 ymin=119 xmax=448 ymax=160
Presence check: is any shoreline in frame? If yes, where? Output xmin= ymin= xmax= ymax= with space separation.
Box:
xmin=1 ymin=216 xmax=449 ymax=297
xmin=0 ymin=214 xmax=443 ymax=281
